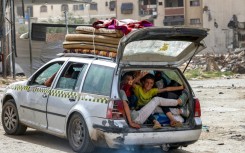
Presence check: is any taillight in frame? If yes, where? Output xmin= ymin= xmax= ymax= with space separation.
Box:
xmin=106 ymin=100 xmax=113 ymax=119
xmin=194 ymin=98 xmax=201 ymax=117
xmin=106 ymin=100 xmax=124 ymax=119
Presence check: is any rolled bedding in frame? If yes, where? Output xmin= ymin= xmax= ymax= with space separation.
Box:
xmin=65 ymin=33 xmax=121 ymax=45
xmin=76 ymin=26 xmax=124 ymax=38
xmin=63 ymin=41 xmax=118 ymax=52
xmin=64 ymin=49 xmax=117 ymax=58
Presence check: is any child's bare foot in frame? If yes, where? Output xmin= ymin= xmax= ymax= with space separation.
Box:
xmin=170 ymin=120 xmax=182 ymax=127
xmin=153 ymin=120 xmax=162 ymax=129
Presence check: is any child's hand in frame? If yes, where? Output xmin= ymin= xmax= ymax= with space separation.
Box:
xmin=133 ymin=71 xmax=141 ymax=78
xmin=132 ymin=71 xmax=149 ymax=86
xmin=140 ymin=71 xmax=148 ymax=78
xmin=129 ymin=122 xmax=141 ymax=129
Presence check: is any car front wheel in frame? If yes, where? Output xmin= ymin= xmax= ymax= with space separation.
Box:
xmin=68 ymin=113 xmax=94 ymax=153
xmin=1 ymin=99 xmax=27 ymax=135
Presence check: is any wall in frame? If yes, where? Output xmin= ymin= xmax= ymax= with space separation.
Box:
xmin=116 ymin=0 xmax=140 ymax=21
xmin=202 ymin=0 xmax=245 ymax=53
xmin=185 ymin=0 xmax=203 ymax=27
xmin=15 ymin=0 xmax=115 ymax=23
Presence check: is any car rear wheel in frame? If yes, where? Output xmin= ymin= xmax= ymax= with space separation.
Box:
xmin=68 ymin=113 xmax=94 ymax=153
xmin=1 ymin=99 xmax=27 ymax=135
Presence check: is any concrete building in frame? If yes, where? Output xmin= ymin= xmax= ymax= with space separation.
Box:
xmin=184 ymin=0 xmax=203 ymax=27
xmin=14 ymin=0 xmax=116 ymax=23
xmin=14 ymin=0 xmax=203 ymax=27
xmin=116 ymin=0 xmax=203 ymax=28
xmin=115 ymin=0 xmax=245 ymax=53
xmin=3 ymin=0 xmax=244 ymax=77
xmin=202 ymin=0 xmax=245 ymax=53
xmin=13 ymin=0 xmax=245 ymax=54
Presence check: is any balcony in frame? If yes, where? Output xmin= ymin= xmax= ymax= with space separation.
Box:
xmin=163 ymin=15 xmax=184 ymax=26
xmin=165 ymin=7 xmax=184 ymax=16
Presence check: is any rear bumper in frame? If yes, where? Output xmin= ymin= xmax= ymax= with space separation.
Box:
xmin=91 ymin=117 xmax=202 ymax=148
xmin=101 ymin=129 xmax=201 ymax=148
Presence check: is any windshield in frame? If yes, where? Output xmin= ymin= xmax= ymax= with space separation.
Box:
xmin=124 ymin=40 xmax=192 ymax=57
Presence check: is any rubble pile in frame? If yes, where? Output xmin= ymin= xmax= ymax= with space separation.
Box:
xmin=189 ymin=50 xmax=245 ymax=74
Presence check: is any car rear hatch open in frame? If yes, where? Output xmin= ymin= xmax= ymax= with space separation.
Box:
xmin=116 ymin=27 xmax=208 ymax=67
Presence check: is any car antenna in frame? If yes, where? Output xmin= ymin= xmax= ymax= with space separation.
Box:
xmin=92 ymin=27 xmax=98 ymax=59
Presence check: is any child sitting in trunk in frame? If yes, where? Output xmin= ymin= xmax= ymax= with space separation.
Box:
xmin=154 ymin=71 xmax=190 ymax=126
xmin=121 ymin=72 xmax=138 ymax=110
xmin=128 ymin=71 xmax=187 ymax=129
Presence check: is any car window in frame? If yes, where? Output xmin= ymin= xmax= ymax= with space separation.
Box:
xmin=83 ymin=64 xmax=114 ymax=96
xmin=56 ymin=63 xmax=88 ymax=91
xmin=74 ymin=64 xmax=88 ymax=91
xmin=30 ymin=62 xmax=64 ymax=86
xmin=155 ymin=70 xmax=183 ymax=87
xmin=124 ymin=40 xmax=192 ymax=57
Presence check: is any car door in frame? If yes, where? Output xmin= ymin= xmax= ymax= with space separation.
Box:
xmin=19 ymin=61 xmax=65 ymax=129
xmin=47 ymin=62 xmax=88 ymax=134
xmin=81 ymin=62 xmax=115 ymax=118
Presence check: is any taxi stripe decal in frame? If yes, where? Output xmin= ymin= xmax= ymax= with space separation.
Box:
xmin=9 ymin=85 xmax=109 ymax=104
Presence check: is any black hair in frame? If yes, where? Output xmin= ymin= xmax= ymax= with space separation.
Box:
xmin=66 ymin=66 xmax=74 ymax=74
xmin=154 ymin=71 xmax=162 ymax=81
xmin=122 ymin=71 xmax=134 ymax=81
xmin=141 ymin=73 xmax=155 ymax=82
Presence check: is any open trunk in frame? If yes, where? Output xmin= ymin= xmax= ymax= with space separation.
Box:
xmin=118 ymin=66 xmax=195 ymax=131
xmin=111 ymin=27 xmax=207 ymax=131
xmin=116 ymin=27 xmax=208 ymax=67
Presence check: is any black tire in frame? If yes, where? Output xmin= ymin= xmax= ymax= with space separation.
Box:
xmin=68 ymin=113 xmax=94 ymax=153
xmin=170 ymin=146 xmax=179 ymax=150
xmin=169 ymin=144 xmax=182 ymax=150
xmin=1 ymin=99 xmax=27 ymax=135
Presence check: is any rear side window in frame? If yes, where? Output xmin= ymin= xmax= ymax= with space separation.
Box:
xmin=83 ymin=64 xmax=114 ymax=96
xmin=161 ymin=69 xmax=182 ymax=86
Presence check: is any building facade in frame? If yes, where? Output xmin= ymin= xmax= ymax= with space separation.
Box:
xmin=202 ymin=0 xmax=245 ymax=53
xmin=14 ymin=0 xmax=203 ymax=26
xmin=13 ymin=0 xmax=245 ymax=53
xmin=116 ymin=0 xmax=203 ymax=28
xmin=15 ymin=0 xmax=116 ymax=23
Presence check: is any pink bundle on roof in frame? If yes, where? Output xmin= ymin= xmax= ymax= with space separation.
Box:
xmin=92 ymin=19 xmax=154 ymax=35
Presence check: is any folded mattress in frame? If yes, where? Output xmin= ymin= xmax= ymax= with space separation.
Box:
xmin=64 ymin=49 xmax=117 ymax=58
xmin=65 ymin=34 xmax=120 ymax=45
xmin=76 ymin=26 xmax=124 ymax=38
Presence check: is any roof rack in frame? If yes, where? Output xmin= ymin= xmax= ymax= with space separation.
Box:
xmin=57 ymin=53 xmax=115 ymax=61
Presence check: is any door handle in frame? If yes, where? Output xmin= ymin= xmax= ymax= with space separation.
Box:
xmin=69 ymin=98 xmax=76 ymax=102
xmin=42 ymin=93 xmax=48 ymax=98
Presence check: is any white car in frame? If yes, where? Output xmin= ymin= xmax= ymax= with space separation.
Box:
xmin=1 ymin=27 xmax=207 ymax=153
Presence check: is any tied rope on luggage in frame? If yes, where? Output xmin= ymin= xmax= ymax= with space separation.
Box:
xmin=63 ymin=19 xmax=154 ymax=58
xmin=92 ymin=27 xmax=96 ymax=55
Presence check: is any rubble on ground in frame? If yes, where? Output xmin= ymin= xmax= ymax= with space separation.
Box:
xmin=187 ymin=49 xmax=245 ymax=74
xmin=0 ymin=76 xmax=27 ymax=87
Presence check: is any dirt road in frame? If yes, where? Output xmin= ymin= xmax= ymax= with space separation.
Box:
xmin=185 ymin=77 xmax=245 ymax=153
xmin=0 ymin=76 xmax=245 ymax=153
